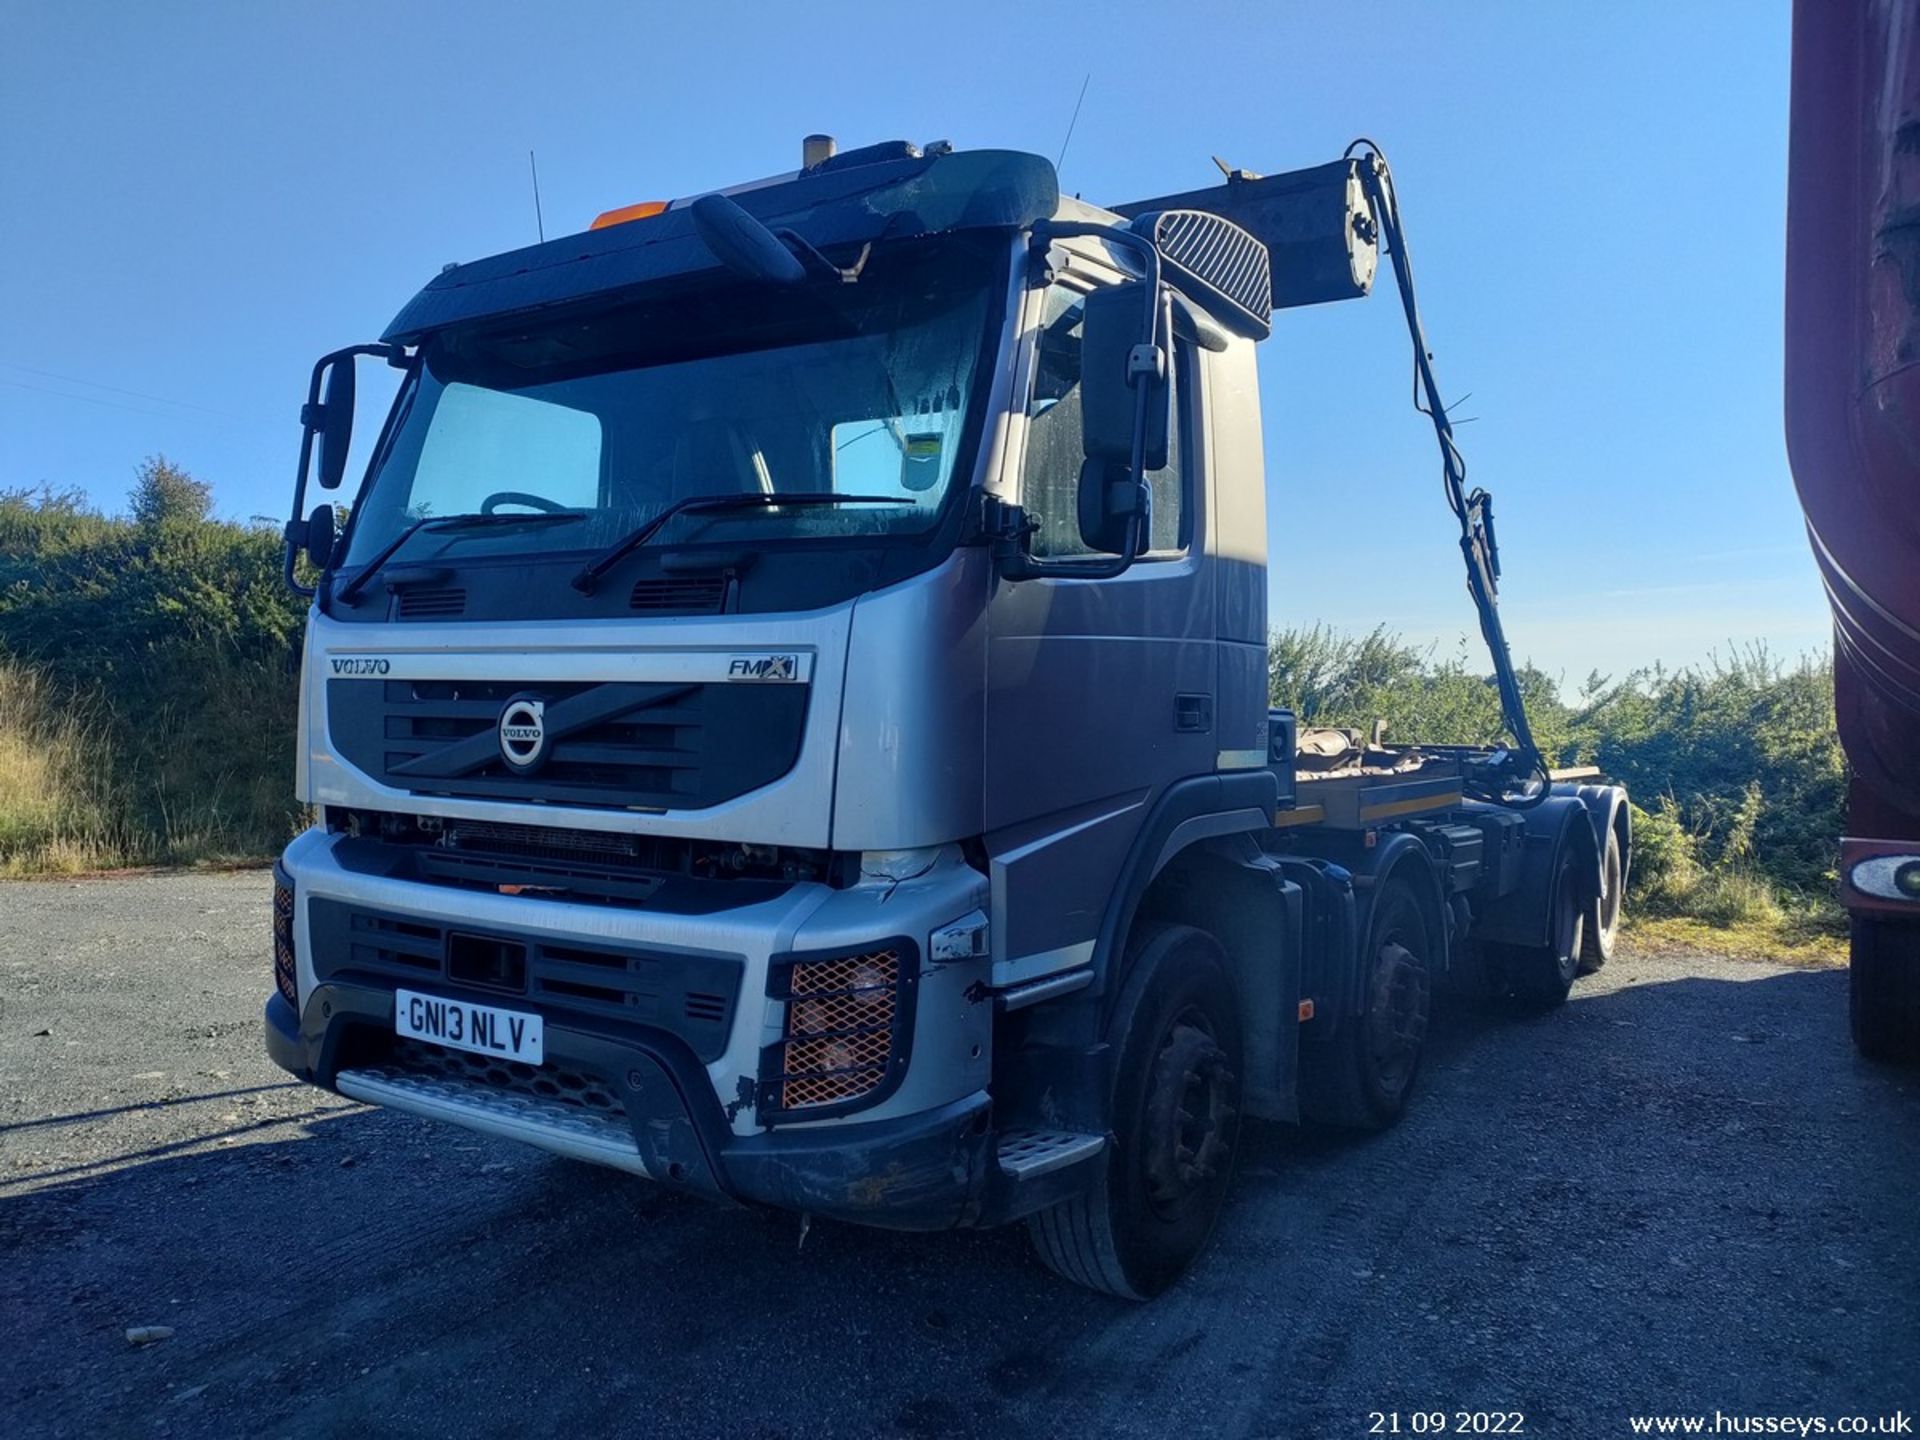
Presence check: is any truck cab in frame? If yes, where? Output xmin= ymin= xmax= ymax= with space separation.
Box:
xmin=267 ymin=138 xmax=1628 ymax=1298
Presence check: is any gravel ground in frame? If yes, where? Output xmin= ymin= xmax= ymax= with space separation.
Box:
xmin=1 ymin=871 xmax=1915 ymax=1439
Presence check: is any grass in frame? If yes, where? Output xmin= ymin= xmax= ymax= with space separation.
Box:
xmin=1621 ymin=913 xmax=1847 ymax=967
xmin=0 ymin=658 xmax=301 ymax=876
xmin=0 ymin=664 xmax=129 ymax=874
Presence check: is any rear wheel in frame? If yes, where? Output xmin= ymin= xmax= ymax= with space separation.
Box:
xmin=1301 ymin=878 xmax=1433 ymax=1130
xmin=1026 ymin=924 xmax=1243 ymax=1300
xmin=1579 ymin=824 xmax=1624 ymax=974
xmin=1506 ymin=846 xmax=1586 ymax=1009
xmin=1850 ymin=915 xmax=1920 ymax=1064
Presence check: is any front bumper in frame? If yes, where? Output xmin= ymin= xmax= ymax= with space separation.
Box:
xmin=266 ymin=984 xmax=995 ymax=1228
xmin=267 ymin=825 xmax=1004 ymax=1229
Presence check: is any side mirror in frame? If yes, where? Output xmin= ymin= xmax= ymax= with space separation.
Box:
xmin=1080 ymin=282 xmax=1170 ymax=469
xmin=1077 ymin=459 xmax=1149 ymax=556
xmin=311 ymin=359 xmax=356 ymax=491
xmin=690 ymin=193 xmax=807 ymax=286
xmin=286 ymin=342 xmax=401 ymax=597
xmin=304 ymin=504 xmax=337 ymax=571
xmin=1075 ymin=282 xmax=1169 ymax=556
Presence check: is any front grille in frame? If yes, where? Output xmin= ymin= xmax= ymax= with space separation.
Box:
xmin=387 ymin=1038 xmax=624 ymax=1116
xmin=341 ymin=910 xmax=443 ymax=974
xmin=272 ymin=866 xmax=297 ymax=1006
xmin=395 ymin=587 xmax=467 ymax=619
xmin=684 ymin=990 xmax=729 ymax=1024
xmin=630 ymin=576 xmax=728 ymax=613
xmin=326 ymin=814 xmax=827 ymax=911
xmin=326 ymin=676 xmax=809 ymax=811
xmin=420 ymin=818 xmax=674 ymax=904
xmin=762 ymin=944 xmax=916 ymax=1115
xmin=307 ymin=898 xmax=743 ymax=1062
xmin=447 ymin=818 xmax=644 ymax=862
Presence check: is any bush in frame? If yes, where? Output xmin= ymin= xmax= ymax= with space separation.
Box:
xmin=1622 ymin=800 xmax=1703 ymax=912
xmin=1569 ymin=646 xmax=1844 ymax=896
xmin=129 ymin=455 xmax=214 ymax=528
xmin=0 ymin=470 xmax=306 ymax=869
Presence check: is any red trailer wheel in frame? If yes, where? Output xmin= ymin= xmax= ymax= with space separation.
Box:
xmin=1850 ymin=915 xmax=1920 ymax=1064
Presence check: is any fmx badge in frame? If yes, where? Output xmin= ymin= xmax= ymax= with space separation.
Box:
xmin=727 ymin=654 xmax=800 ymax=682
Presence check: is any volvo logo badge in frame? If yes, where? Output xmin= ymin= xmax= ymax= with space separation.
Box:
xmin=497 ymin=697 xmax=547 ymax=773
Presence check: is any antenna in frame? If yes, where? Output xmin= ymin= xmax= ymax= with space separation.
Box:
xmin=1055 ymin=73 xmax=1091 ymax=174
xmin=528 ymin=150 xmax=546 ymax=243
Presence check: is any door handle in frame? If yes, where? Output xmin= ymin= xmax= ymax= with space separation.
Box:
xmin=1175 ymin=693 xmax=1213 ymax=732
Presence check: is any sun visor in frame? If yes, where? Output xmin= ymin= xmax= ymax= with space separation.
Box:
xmin=382 ymin=149 xmax=1060 ymax=345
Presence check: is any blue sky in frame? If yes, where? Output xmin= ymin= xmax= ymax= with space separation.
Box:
xmin=1 ymin=1 xmax=1820 ymax=683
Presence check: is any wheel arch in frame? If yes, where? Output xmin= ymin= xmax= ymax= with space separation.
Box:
xmin=1086 ymin=771 xmax=1281 ymax=996
xmin=989 ymin=774 xmax=1280 ymax=1144
xmin=1357 ymin=833 xmax=1450 ymax=981
xmin=1128 ymin=834 xmax=1303 ymax=1122
xmin=1471 ymin=795 xmax=1602 ymax=949
xmin=1565 ymin=781 xmax=1632 ymax=890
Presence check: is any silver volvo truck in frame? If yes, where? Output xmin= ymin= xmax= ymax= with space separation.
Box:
xmin=267 ymin=137 xmax=1629 ymax=1298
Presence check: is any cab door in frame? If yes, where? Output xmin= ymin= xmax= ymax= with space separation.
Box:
xmin=982 ymin=273 xmax=1214 ymax=986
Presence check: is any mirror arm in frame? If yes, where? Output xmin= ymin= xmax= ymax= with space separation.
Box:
xmin=284 ymin=343 xmax=404 ymax=597
xmin=1000 ymin=509 xmax=1144 ymax=581
xmin=1034 ymin=220 xmax=1164 ymax=358
xmin=1010 ymin=222 xmax=1166 ymax=582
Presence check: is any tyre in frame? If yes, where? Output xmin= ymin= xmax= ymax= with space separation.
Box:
xmin=1301 ymin=876 xmax=1433 ymax=1130
xmin=1579 ymin=823 xmax=1624 ymax=974
xmin=1026 ymin=924 xmax=1243 ymax=1300
xmin=1849 ymin=914 xmax=1920 ymax=1064
xmin=1506 ymin=845 xmax=1586 ymax=1009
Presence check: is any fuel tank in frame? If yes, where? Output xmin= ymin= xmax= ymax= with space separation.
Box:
xmin=1785 ymin=0 xmax=1920 ymax=840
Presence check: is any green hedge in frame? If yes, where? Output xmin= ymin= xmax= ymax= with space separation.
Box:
xmin=0 ymin=470 xmax=306 ymax=870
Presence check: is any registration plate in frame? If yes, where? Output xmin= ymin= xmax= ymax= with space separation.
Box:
xmin=395 ymin=989 xmax=543 ymax=1065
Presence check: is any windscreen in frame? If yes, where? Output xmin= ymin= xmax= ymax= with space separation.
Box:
xmin=342 ymin=236 xmax=1003 ymax=567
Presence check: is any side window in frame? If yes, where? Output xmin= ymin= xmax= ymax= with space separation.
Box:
xmin=1022 ymin=284 xmax=1187 ymax=560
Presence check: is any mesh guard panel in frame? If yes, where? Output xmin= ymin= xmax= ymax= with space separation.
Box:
xmin=778 ymin=949 xmax=900 ymax=1109
xmin=272 ymin=870 xmax=298 ymax=1006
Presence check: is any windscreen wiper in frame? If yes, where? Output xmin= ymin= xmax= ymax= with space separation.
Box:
xmin=570 ymin=492 xmax=905 ymax=594
xmin=335 ymin=511 xmax=585 ymax=605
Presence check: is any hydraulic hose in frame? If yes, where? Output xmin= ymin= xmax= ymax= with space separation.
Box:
xmin=1346 ymin=139 xmax=1551 ymax=808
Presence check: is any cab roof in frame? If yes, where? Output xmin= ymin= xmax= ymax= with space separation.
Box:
xmin=381 ymin=145 xmax=1062 ymax=345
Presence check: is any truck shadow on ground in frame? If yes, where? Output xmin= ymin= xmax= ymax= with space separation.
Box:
xmin=5 ymin=962 xmax=1916 ymax=1439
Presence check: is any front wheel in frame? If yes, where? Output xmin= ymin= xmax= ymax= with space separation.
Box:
xmin=1850 ymin=915 xmax=1920 ymax=1064
xmin=1026 ymin=924 xmax=1243 ymax=1300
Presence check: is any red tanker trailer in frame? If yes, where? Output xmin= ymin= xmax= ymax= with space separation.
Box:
xmin=1786 ymin=0 xmax=1920 ymax=1061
